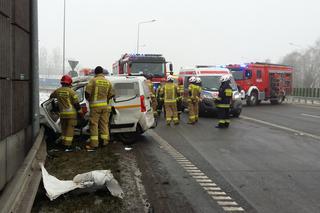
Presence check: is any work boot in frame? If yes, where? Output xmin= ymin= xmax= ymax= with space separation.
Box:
xmin=215 ymin=124 xmax=225 ymax=129
xmin=85 ymin=144 xmax=97 ymax=152
xmin=63 ymin=145 xmax=73 ymax=152
xmin=224 ymin=123 xmax=230 ymax=128
xmin=166 ymin=122 xmax=171 ymax=126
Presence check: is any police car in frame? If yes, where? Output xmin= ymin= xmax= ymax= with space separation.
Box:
xmin=40 ymin=76 xmax=155 ymax=144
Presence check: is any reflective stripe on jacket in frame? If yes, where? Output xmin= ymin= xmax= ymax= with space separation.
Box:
xmin=163 ymin=83 xmax=178 ymax=103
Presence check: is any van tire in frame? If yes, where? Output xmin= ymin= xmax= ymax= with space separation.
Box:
xmin=119 ymin=133 xmax=137 ymax=145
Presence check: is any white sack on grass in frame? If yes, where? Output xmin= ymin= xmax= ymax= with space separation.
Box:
xmin=40 ymin=164 xmax=124 ymax=201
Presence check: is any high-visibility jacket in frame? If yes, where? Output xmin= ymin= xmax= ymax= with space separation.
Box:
xmin=215 ymin=82 xmax=233 ymax=108
xmin=50 ymin=86 xmax=79 ymax=118
xmin=85 ymin=74 xmax=114 ymax=108
xmin=188 ymin=84 xmax=201 ymax=102
xmin=178 ymin=85 xmax=184 ymax=99
xmin=161 ymin=82 xmax=179 ymax=103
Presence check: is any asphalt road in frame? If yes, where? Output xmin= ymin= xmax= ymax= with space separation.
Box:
xmin=134 ymin=103 xmax=320 ymax=213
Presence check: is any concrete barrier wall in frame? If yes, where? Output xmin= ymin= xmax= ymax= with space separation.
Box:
xmin=0 ymin=0 xmax=34 ymax=191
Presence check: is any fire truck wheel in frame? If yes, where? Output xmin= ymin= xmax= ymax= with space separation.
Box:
xmin=246 ymin=91 xmax=258 ymax=106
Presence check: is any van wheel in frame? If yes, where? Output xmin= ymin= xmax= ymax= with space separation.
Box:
xmin=119 ymin=133 xmax=138 ymax=145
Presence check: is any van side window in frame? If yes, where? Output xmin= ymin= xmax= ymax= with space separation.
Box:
xmin=256 ymin=70 xmax=262 ymax=79
xmin=75 ymin=86 xmax=84 ymax=102
xmin=114 ymin=82 xmax=139 ymax=101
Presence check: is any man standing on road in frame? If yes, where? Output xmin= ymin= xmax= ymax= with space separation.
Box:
xmin=156 ymin=79 xmax=165 ymax=116
xmin=177 ymin=77 xmax=184 ymax=120
xmin=50 ymin=75 xmax=82 ymax=151
xmin=160 ymin=75 xmax=180 ymax=125
xmin=215 ymin=75 xmax=233 ymax=128
xmin=85 ymin=66 xmax=114 ymax=150
xmin=187 ymin=76 xmax=201 ymax=124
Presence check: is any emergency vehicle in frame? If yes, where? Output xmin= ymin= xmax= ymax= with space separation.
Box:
xmin=112 ymin=53 xmax=173 ymax=89
xmin=179 ymin=66 xmax=243 ymax=117
xmin=227 ymin=63 xmax=293 ymax=105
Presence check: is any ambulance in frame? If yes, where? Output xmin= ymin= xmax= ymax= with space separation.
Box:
xmin=179 ymin=66 xmax=242 ymax=117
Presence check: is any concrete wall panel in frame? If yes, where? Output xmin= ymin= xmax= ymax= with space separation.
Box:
xmin=13 ymin=26 xmax=30 ymax=80
xmin=0 ymin=79 xmax=12 ymax=140
xmin=0 ymin=140 xmax=6 ymax=190
xmin=12 ymin=81 xmax=30 ymax=133
xmin=0 ymin=14 xmax=12 ymax=78
xmin=13 ymin=0 xmax=30 ymax=31
xmin=0 ymin=0 xmax=11 ymax=17
xmin=5 ymin=129 xmax=25 ymax=181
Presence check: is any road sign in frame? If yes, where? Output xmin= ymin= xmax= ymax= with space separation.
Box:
xmin=68 ymin=60 xmax=79 ymax=71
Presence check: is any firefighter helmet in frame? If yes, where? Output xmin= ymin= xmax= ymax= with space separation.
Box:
xmin=60 ymin=75 xmax=73 ymax=85
xmin=167 ymin=75 xmax=174 ymax=82
xmin=196 ymin=77 xmax=202 ymax=84
xmin=189 ymin=76 xmax=196 ymax=83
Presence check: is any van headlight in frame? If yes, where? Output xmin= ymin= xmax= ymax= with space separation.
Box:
xmin=233 ymin=91 xmax=240 ymax=100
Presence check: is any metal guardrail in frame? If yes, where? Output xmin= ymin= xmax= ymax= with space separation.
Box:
xmin=0 ymin=127 xmax=46 ymax=213
xmin=287 ymin=96 xmax=320 ymax=105
xmin=292 ymin=88 xmax=320 ymax=98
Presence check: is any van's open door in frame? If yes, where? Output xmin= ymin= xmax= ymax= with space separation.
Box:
xmin=41 ymin=99 xmax=61 ymax=133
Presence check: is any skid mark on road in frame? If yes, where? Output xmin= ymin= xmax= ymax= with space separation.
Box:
xmin=241 ymin=115 xmax=320 ymax=141
xmin=147 ymin=130 xmax=245 ymax=212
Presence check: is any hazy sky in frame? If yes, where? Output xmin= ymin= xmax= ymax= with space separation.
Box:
xmin=39 ymin=0 xmax=320 ymax=71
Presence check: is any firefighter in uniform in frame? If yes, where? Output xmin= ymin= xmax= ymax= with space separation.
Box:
xmin=85 ymin=66 xmax=114 ymax=150
xmin=156 ymin=79 xmax=165 ymax=116
xmin=50 ymin=75 xmax=82 ymax=151
xmin=160 ymin=75 xmax=180 ymax=125
xmin=145 ymin=74 xmax=158 ymax=117
xmin=187 ymin=76 xmax=202 ymax=124
xmin=194 ymin=77 xmax=202 ymax=122
xmin=215 ymin=75 xmax=233 ymax=128
xmin=177 ymin=77 xmax=184 ymax=120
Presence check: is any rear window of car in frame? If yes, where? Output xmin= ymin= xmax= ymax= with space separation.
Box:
xmin=114 ymin=82 xmax=140 ymax=101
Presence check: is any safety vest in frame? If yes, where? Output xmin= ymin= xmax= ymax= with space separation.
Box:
xmin=86 ymin=74 xmax=112 ymax=108
xmin=164 ymin=83 xmax=177 ymax=103
xmin=188 ymin=84 xmax=201 ymax=102
xmin=51 ymin=87 xmax=78 ymax=118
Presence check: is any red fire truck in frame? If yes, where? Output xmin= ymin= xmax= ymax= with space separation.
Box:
xmin=227 ymin=63 xmax=293 ymax=105
xmin=112 ymin=53 xmax=173 ymax=85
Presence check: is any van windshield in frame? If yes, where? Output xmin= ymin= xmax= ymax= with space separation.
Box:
xmin=199 ymin=76 xmax=221 ymax=91
xmin=200 ymin=76 xmax=238 ymax=91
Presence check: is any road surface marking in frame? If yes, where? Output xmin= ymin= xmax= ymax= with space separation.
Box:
xmin=148 ymin=130 xmax=245 ymax=212
xmin=208 ymin=191 xmax=227 ymax=195
xmin=218 ymin=201 xmax=239 ymax=206
xmin=223 ymin=207 xmax=245 ymax=211
xmin=199 ymin=183 xmax=217 ymax=187
xmin=212 ymin=196 xmax=232 ymax=200
xmin=192 ymin=175 xmax=210 ymax=179
xmin=301 ymin=113 xmax=320 ymax=119
xmin=204 ymin=187 xmax=221 ymax=191
xmin=241 ymin=115 xmax=320 ymax=141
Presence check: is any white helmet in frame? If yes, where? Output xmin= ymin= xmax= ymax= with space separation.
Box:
xmin=189 ymin=76 xmax=196 ymax=83
xmin=220 ymin=74 xmax=232 ymax=83
xmin=167 ymin=75 xmax=174 ymax=82
xmin=196 ymin=77 xmax=202 ymax=84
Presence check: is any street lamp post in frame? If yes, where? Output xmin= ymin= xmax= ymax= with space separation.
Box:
xmin=136 ymin=19 xmax=156 ymax=54
xmin=63 ymin=0 xmax=66 ymax=74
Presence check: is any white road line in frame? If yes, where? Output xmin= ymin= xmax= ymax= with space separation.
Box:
xmin=204 ymin=187 xmax=221 ymax=191
xmin=217 ymin=201 xmax=239 ymax=206
xmin=147 ymin=130 xmax=245 ymax=212
xmin=301 ymin=113 xmax=320 ymax=119
xmin=192 ymin=175 xmax=209 ymax=179
xmin=222 ymin=206 xmax=244 ymax=211
xmin=212 ymin=196 xmax=233 ymax=200
xmin=241 ymin=115 xmax=320 ymax=140
xmin=199 ymin=183 xmax=217 ymax=187
xmin=208 ymin=191 xmax=227 ymax=195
